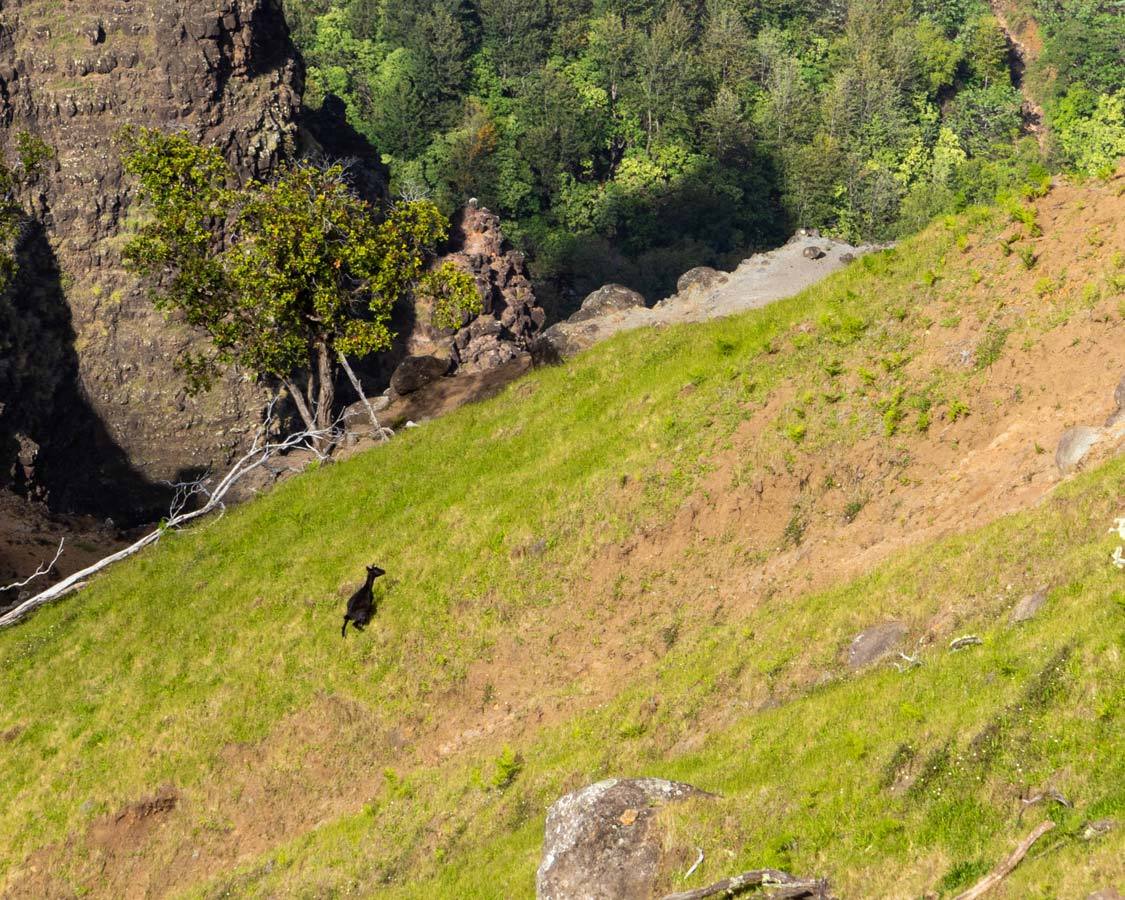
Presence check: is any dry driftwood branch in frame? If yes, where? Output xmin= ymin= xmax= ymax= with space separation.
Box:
xmin=952 ymin=820 xmax=1055 ymax=900
xmin=0 ymin=538 xmax=65 ymax=595
xmin=683 ymin=848 xmax=705 ymax=881
xmin=0 ymin=402 xmax=339 ymax=630
xmin=338 ymin=352 xmax=393 ymax=442
xmin=661 ymin=868 xmax=830 ymax=900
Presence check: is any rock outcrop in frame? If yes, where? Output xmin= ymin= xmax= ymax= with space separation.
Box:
xmin=389 ymin=201 xmax=545 ymax=397
xmin=536 ymin=778 xmax=712 ymax=900
xmin=533 ymin=233 xmax=872 ymax=365
xmin=0 ymin=0 xmax=310 ymax=513
xmin=1053 ymin=374 xmax=1125 ymax=476
xmin=847 ymin=621 xmax=908 ymax=669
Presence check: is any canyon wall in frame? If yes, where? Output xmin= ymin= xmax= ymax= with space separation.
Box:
xmin=0 ymin=0 xmax=304 ymax=513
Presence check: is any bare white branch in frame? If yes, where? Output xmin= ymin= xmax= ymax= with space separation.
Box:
xmin=338 ymin=352 xmax=393 ymax=443
xmin=0 ymin=402 xmax=340 ymax=630
xmin=0 ymin=538 xmax=65 ymax=594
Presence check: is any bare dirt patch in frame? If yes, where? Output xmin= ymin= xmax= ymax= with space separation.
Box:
xmin=0 ymin=490 xmax=125 ymax=614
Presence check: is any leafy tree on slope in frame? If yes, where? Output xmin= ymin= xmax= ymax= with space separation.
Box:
xmin=122 ymin=128 xmax=479 ymax=435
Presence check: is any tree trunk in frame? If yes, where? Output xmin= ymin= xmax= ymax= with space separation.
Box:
xmin=314 ymin=338 xmax=336 ymax=438
xmin=283 ymin=377 xmax=317 ymax=432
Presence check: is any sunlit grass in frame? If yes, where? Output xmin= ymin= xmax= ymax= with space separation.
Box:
xmin=1 ymin=199 xmax=1121 ymax=897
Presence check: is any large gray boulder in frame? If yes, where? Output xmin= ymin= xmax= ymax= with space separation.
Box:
xmin=1055 ymin=426 xmax=1102 ymax=475
xmin=570 ymin=284 xmax=647 ymax=323
xmin=847 ymin=621 xmax=908 ymax=669
xmin=676 ymin=267 xmax=727 ymax=296
xmin=536 ymin=778 xmax=710 ymax=900
xmin=531 ymin=284 xmax=646 ymax=364
xmin=390 ymin=355 xmax=449 ymax=395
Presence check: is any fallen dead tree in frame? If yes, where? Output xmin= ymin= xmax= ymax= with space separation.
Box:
xmin=952 ymin=820 xmax=1055 ymax=900
xmin=662 ymin=868 xmax=832 ymax=900
xmin=0 ymin=404 xmax=339 ymax=630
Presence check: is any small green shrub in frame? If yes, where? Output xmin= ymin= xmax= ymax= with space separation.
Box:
xmin=975 ymin=324 xmax=1010 ymax=370
xmin=491 ymin=748 xmax=523 ymax=791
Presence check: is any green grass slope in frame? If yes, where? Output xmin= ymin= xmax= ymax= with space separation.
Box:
xmin=1 ymin=180 xmax=1123 ymax=897
xmin=217 ymin=461 xmax=1125 ymax=899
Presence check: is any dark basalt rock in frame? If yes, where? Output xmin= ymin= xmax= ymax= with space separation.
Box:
xmin=390 ymin=356 xmax=450 ymax=396
xmin=0 ymin=0 xmax=321 ymax=515
xmin=570 ymin=283 xmax=647 ymax=323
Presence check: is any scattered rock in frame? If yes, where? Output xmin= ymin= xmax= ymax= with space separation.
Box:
xmin=570 ymin=284 xmax=648 ymax=323
xmin=1011 ymin=587 xmax=1048 ymax=623
xmin=531 ymin=284 xmax=647 ymax=364
xmin=676 ymin=267 xmax=727 ymax=296
xmin=342 ymin=396 xmax=391 ymax=430
xmin=1087 ymin=889 xmax=1123 ymax=900
xmin=847 ymin=621 xmax=908 ymax=669
xmin=1082 ymin=819 xmax=1117 ymax=841
xmin=83 ymin=20 xmax=106 ymax=45
xmin=536 ymin=778 xmax=711 ymax=900
xmin=839 ymin=252 xmax=855 ymax=263
xmin=1106 ymin=373 xmax=1125 ymax=427
xmin=803 ymin=246 xmax=826 ymax=260
xmin=390 ymin=356 xmax=449 ymax=395
xmin=949 ymin=635 xmax=983 ymax=651
xmin=1055 ymin=426 xmax=1102 ymax=474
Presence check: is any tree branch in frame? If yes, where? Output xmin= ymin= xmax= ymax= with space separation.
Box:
xmin=0 ymin=402 xmax=340 ymax=630
xmin=952 ymin=821 xmax=1055 ymax=900
xmin=0 ymin=538 xmax=65 ymax=594
xmin=338 ymin=352 xmax=392 ymax=442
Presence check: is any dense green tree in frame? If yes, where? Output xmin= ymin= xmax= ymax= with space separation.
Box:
xmin=121 ymin=129 xmax=479 ymax=434
xmin=280 ymin=0 xmax=1100 ymax=303
xmin=948 ymin=83 xmax=1024 ymax=156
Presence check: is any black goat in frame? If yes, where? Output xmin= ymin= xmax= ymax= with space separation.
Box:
xmin=342 ymin=565 xmax=385 ymax=637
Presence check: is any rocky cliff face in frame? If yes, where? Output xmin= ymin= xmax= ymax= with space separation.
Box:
xmin=0 ymin=0 xmax=304 ymax=514
xmin=396 ymin=202 xmax=545 ymax=383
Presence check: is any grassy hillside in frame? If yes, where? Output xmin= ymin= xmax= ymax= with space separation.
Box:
xmin=1 ymin=173 xmax=1122 ymax=897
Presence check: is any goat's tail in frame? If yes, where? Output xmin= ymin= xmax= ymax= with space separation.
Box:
xmin=341 ymin=616 xmax=349 ymax=638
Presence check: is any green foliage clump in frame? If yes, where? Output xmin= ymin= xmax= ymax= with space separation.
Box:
xmin=1052 ymin=89 xmax=1125 ymax=179
xmin=121 ymin=127 xmax=480 ymax=430
xmin=279 ymin=0 xmax=1081 ymax=302
xmin=491 ymin=747 xmax=523 ymax=791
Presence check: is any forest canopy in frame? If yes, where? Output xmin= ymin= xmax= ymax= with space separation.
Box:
xmin=282 ymin=0 xmax=1124 ymax=303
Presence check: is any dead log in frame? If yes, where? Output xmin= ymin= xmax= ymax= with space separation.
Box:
xmin=661 ymin=869 xmax=831 ymax=900
xmin=952 ymin=820 xmax=1055 ymax=900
